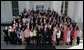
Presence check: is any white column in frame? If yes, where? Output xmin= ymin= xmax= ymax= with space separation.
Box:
xmin=1 ymin=1 xmax=13 ymax=23
xmin=75 ymin=1 xmax=83 ymax=23
xmin=19 ymin=1 xmax=26 ymax=15
xmin=51 ymin=1 xmax=62 ymax=15
xmin=19 ymin=1 xmax=29 ymax=15
xmin=63 ymin=1 xmax=65 ymax=14
xmin=68 ymin=1 xmax=76 ymax=20
xmin=25 ymin=1 xmax=29 ymax=10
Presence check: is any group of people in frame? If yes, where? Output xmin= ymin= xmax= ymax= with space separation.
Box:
xmin=3 ymin=8 xmax=82 ymax=48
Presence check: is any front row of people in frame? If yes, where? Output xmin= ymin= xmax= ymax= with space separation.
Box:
xmin=3 ymin=22 xmax=82 ymax=47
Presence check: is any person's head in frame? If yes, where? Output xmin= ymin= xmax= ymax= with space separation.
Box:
xmin=31 ymin=28 xmax=33 ymax=32
xmin=15 ymin=23 xmax=18 ymax=27
xmin=60 ymin=26 xmax=63 ymax=31
xmin=5 ymin=26 xmax=8 ymax=30
xmin=64 ymin=22 xmax=67 ymax=26
xmin=13 ymin=23 xmax=16 ymax=27
xmin=49 ymin=24 xmax=51 ymax=29
xmin=44 ymin=24 xmax=47 ymax=28
xmin=9 ymin=26 xmax=12 ymax=28
xmin=44 ymin=20 xmax=46 ymax=24
xmin=67 ymin=25 xmax=70 ymax=31
xmin=22 ymin=27 xmax=24 ymax=31
xmin=13 ymin=18 xmax=15 ymax=21
xmin=55 ymin=24 xmax=58 ymax=28
xmin=76 ymin=25 xmax=79 ymax=30
xmin=18 ymin=19 xmax=21 ymax=22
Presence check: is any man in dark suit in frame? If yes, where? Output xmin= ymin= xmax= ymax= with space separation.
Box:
xmin=36 ymin=25 xmax=42 ymax=45
xmin=3 ymin=26 xmax=10 ymax=44
xmin=43 ymin=24 xmax=48 ymax=44
xmin=47 ymin=24 xmax=52 ymax=44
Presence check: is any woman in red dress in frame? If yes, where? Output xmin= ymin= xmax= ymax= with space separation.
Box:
xmin=63 ymin=22 xmax=67 ymax=46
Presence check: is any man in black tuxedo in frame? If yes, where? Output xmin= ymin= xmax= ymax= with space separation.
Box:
xmin=3 ymin=26 xmax=10 ymax=44
xmin=43 ymin=24 xmax=48 ymax=44
xmin=47 ymin=25 xmax=52 ymax=44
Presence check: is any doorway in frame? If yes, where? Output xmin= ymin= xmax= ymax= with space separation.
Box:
xmin=36 ymin=5 xmax=44 ymax=10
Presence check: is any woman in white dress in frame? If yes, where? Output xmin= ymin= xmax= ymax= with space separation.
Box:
xmin=67 ymin=26 xmax=71 ymax=45
xmin=56 ymin=27 xmax=61 ymax=46
xmin=33 ymin=27 xmax=37 ymax=45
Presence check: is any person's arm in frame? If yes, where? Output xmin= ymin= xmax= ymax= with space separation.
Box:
xmin=79 ymin=30 xmax=82 ymax=38
xmin=3 ymin=30 xmax=6 ymax=37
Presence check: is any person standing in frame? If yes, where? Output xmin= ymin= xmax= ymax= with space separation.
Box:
xmin=43 ymin=24 xmax=48 ymax=44
xmin=37 ymin=25 xmax=41 ymax=45
xmin=19 ymin=28 xmax=24 ymax=45
xmin=66 ymin=25 xmax=71 ymax=45
xmin=24 ymin=25 xmax=30 ymax=45
xmin=52 ymin=24 xmax=58 ymax=48
xmin=8 ymin=26 xmax=14 ymax=44
xmin=3 ymin=26 xmax=10 ymax=44
xmin=56 ymin=27 xmax=61 ymax=46
xmin=47 ymin=24 xmax=52 ymax=44
xmin=76 ymin=26 xmax=82 ymax=45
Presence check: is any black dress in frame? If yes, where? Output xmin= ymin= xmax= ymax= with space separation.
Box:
xmin=47 ymin=28 xmax=52 ymax=44
xmin=3 ymin=29 xmax=10 ymax=44
xmin=9 ymin=31 xmax=17 ymax=44
xmin=9 ymin=31 xmax=13 ymax=44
